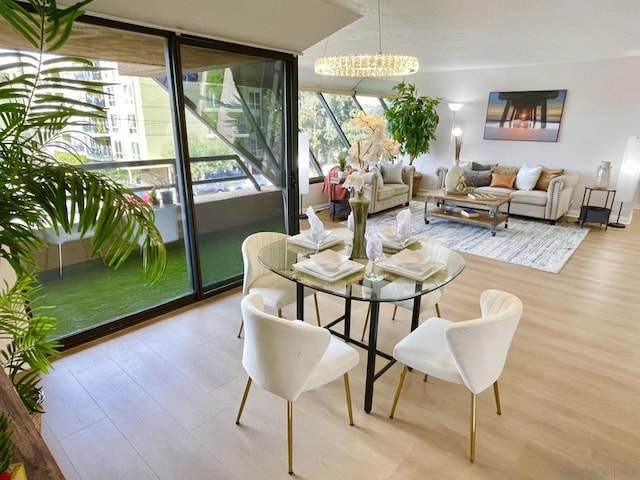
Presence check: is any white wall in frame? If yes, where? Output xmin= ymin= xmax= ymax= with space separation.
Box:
xmin=407 ymin=56 xmax=640 ymax=222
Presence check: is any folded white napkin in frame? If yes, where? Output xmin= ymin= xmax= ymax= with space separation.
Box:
xmin=365 ymin=228 xmax=383 ymax=260
xmin=306 ymin=206 xmax=325 ymax=243
xmin=396 ymin=208 xmax=412 ymax=243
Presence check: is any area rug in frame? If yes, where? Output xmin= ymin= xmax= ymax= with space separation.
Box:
xmin=363 ymin=201 xmax=589 ymax=273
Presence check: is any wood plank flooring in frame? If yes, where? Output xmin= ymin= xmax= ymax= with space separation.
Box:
xmin=41 ymin=210 xmax=640 ymax=479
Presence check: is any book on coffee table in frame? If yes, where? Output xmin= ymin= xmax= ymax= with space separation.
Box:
xmin=460 ymin=208 xmax=480 ymax=218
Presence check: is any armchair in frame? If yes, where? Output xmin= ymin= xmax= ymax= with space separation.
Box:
xmin=364 ymin=164 xmax=414 ymax=216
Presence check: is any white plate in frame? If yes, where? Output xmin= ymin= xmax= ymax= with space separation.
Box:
xmin=378 ymin=234 xmax=419 ymax=250
xmin=287 ymin=231 xmax=343 ymax=250
xmin=293 ymin=258 xmax=364 ymax=282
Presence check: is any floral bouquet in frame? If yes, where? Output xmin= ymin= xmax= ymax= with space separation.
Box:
xmin=343 ymin=112 xmax=401 ymax=193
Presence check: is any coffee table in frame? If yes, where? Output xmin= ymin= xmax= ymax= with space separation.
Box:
xmin=423 ymin=190 xmax=512 ymax=236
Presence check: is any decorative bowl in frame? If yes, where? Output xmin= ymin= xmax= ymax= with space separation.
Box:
xmin=392 ymin=249 xmax=429 ymax=269
xmin=310 ymin=249 xmax=349 ymax=272
xmin=379 ymin=225 xmax=400 ymax=242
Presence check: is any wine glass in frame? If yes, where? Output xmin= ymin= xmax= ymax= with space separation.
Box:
xmin=310 ymin=228 xmax=325 ymax=254
xmin=365 ymin=240 xmax=384 ymax=281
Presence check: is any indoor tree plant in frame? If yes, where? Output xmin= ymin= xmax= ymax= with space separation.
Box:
xmin=384 ymin=82 xmax=440 ymax=194
xmin=0 ymin=0 xmax=166 ymax=415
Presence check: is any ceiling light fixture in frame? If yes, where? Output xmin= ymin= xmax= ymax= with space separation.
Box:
xmin=314 ymin=0 xmax=419 ymax=78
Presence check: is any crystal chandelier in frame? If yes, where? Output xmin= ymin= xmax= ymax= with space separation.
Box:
xmin=314 ymin=54 xmax=419 ymax=77
xmin=314 ymin=0 xmax=419 ymax=78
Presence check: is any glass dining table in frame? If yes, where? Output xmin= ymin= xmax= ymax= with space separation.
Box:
xmin=258 ymin=228 xmax=466 ymax=413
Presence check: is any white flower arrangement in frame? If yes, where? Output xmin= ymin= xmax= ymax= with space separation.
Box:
xmin=343 ymin=112 xmax=401 ymax=193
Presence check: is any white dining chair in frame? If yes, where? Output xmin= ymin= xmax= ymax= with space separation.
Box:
xmin=389 ymin=289 xmax=523 ymax=462
xmin=235 ymin=294 xmax=359 ymax=474
xmin=237 ymin=231 xmax=321 ymax=337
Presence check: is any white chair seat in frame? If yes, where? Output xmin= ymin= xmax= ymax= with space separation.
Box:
xmin=249 ymin=273 xmax=298 ymax=310
xmin=391 ymin=289 xmax=442 ymax=313
xmin=393 ymin=317 xmax=463 ymax=385
xmin=304 ymin=336 xmax=359 ymax=392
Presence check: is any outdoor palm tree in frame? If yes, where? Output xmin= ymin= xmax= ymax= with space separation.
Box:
xmin=0 ymin=0 xmax=167 ymax=412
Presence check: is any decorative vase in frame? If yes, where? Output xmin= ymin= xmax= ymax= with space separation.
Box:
xmin=444 ymin=159 xmax=465 ymax=193
xmin=337 ymin=170 xmax=346 ymax=179
xmin=594 ymin=161 xmax=612 ymax=189
xmin=349 ymin=190 xmax=369 ymax=259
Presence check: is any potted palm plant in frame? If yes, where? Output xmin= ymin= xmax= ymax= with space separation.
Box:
xmin=384 ymin=82 xmax=441 ymax=195
xmin=0 ymin=0 xmax=166 ymax=415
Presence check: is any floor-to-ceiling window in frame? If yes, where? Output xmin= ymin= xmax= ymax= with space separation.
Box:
xmin=0 ymin=15 xmax=296 ymax=346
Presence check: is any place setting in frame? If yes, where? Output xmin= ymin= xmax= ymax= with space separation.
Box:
xmin=374 ymin=209 xmax=446 ymax=282
xmin=287 ymin=207 xmax=345 ymax=251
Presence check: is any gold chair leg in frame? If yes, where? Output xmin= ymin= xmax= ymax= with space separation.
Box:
xmin=343 ymin=373 xmax=354 ymax=426
xmin=423 ymin=374 xmax=428 ymax=383
xmin=313 ymin=293 xmax=321 ymax=326
xmin=493 ymin=381 xmax=502 ymax=415
xmin=235 ymin=377 xmax=252 ymax=424
xmin=360 ymin=303 xmax=371 ymax=341
xmin=435 ymin=303 xmax=441 ymax=317
xmin=391 ymin=305 xmax=398 ymax=320
xmin=470 ymin=392 xmax=477 ymax=463
xmin=287 ymin=401 xmax=294 ymax=474
xmin=389 ymin=365 xmax=408 ymax=418
xmin=277 ymin=308 xmax=282 ymax=317
xmin=236 ymin=321 xmax=244 ymax=338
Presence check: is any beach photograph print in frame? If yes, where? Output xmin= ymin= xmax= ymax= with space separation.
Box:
xmin=483 ymin=90 xmax=567 ymax=142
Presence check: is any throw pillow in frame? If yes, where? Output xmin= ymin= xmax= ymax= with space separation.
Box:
xmin=535 ymin=167 xmax=565 ymax=191
xmin=492 ymin=165 xmax=520 ymax=176
xmin=380 ymin=161 xmax=403 ymax=184
xmin=363 ymin=166 xmax=383 ymax=185
xmin=464 ymin=169 xmax=492 ymax=187
xmin=472 ymin=161 xmax=493 ymax=171
xmin=490 ymin=173 xmax=516 ymax=189
xmin=515 ymin=163 xmax=543 ymax=190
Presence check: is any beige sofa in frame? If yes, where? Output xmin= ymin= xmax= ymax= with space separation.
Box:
xmin=436 ymin=166 xmax=579 ymax=224
xmin=364 ymin=164 xmax=414 ymax=216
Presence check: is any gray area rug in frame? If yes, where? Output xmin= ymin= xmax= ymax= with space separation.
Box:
xmin=365 ymin=201 xmax=589 ymax=273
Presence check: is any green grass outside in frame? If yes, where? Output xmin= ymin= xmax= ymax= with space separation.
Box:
xmin=36 ymin=218 xmax=285 ymax=340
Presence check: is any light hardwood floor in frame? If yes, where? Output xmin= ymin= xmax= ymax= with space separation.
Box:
xmin=41 ymin=209 xmax=640 ymax=479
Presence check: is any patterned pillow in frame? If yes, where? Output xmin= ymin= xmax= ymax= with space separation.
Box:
xmin=490 ymin=173 xmax=516 ymax=189
xmin=492 ymin=165 xmax=521 ymax=176
xmin=464 ymin=169 xmax=492 ymax=187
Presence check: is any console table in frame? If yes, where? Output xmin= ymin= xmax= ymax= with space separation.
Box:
xmin=579 ymin=186 xmax=616 ymax=230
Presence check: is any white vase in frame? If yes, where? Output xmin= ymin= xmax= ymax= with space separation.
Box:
xmin=594 ymin=161 xmax=611 ymax=189
xmin=445 ymin=160 xmax=465 ymax=193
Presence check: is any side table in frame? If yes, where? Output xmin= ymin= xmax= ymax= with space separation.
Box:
xmin=329 ymin=177 xmax=351 ymax=220
xmin=579 ymin=186 xmax=616 ymax=230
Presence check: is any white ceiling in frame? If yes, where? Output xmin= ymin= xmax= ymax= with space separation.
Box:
xmin=87 ymin=0 xmax=640 ymax=93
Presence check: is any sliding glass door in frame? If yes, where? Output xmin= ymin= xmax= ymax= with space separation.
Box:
xmin=178 ymin=44 xmax=288 ymax=291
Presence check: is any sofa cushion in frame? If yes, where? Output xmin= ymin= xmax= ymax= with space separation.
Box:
xmin=476 ymin=186 xmax=514 ymax=196
xmin=515 ymin=164 xmax=543 ymax=191
xmin=535 ymin=167 xmax=565 ymax=191
xmin=464 ymin=169 xmax=492 ymax=187
xmin=380 ymin=161 xmax=404 ymax=184
xmin=510 ymin=189 xmax=548 ymax=206
xmin=364 ymin=166 xmax=383 ymax=186
xmin=490 ymin=173 xmax=516 ymax=188
xmin=375 ymin=185 xmax=399 ymax=201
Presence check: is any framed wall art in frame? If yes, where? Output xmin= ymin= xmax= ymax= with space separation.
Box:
xmin=483 ymin=90 xmax=567 ymax=142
